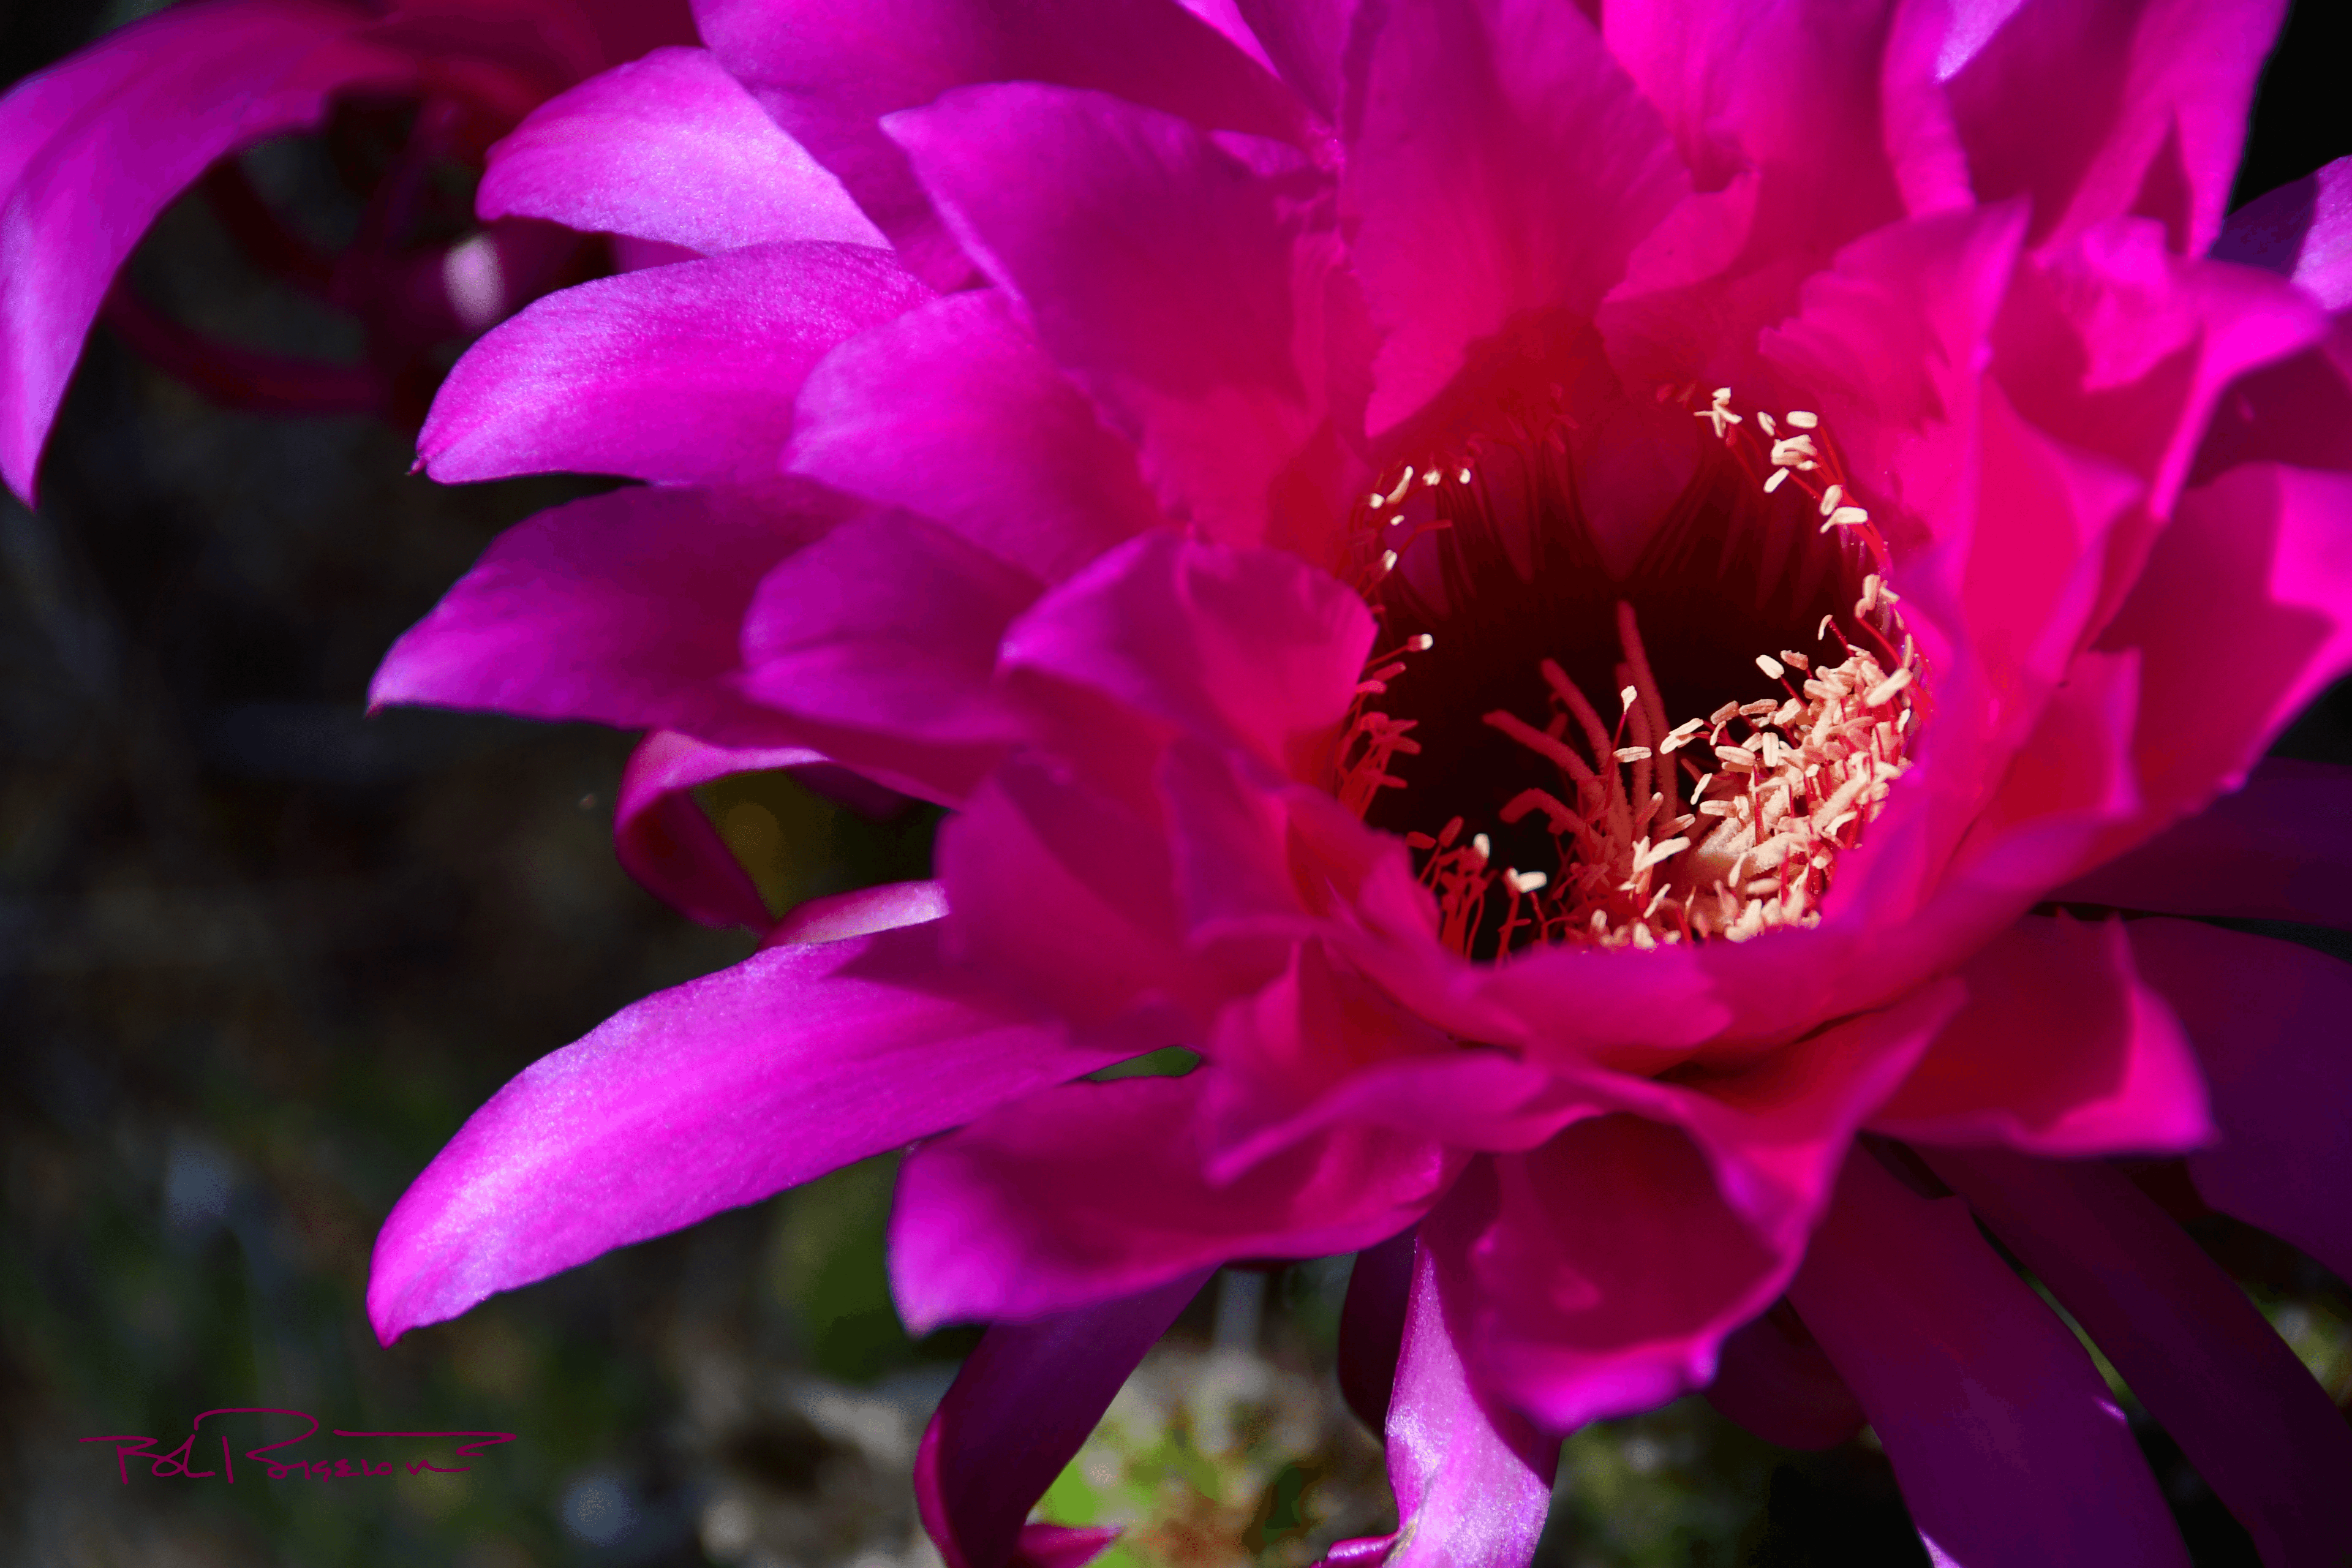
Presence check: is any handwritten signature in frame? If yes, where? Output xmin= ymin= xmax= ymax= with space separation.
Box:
xmin=82 ymin=1409 xmax=516 ymax=1485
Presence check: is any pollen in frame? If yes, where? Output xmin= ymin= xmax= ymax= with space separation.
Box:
xmin=1335 ymin=390 xmax=1924 ymax=958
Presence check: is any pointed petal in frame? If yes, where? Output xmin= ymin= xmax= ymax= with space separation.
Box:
xmin=2053 ymin=757 xmax=2352 ymax=928
xmin=916 ymin=1270 xmax=1208 ymax=1568
xmin=786 ymin=289 xmax=1164 ymax=582
xmin=737 ymin=507 xmax=1041 ymax=742
xmin=1872 ymin=914 xmax=2213 ymax=1156
xmin=1329 ymin=1229 xmax=1557 ymax=1568
xmin=369 ymin=920 xmax=1116 ymax=1342
xmin=1337 ymin=1227 xmax=1416 ymax=1435
xmin=367 ymin=483 xmax=824 ymax=739
xmin=694 ymin=0 xmax=1309 ymax=289
xmin=1942 ymin=0 xmax=2283 ymax=256
xmin=889 ymin=1070 xmax=1459 ymax=1330
xmin=0 ymin=0 xmax=412 ymax=501
xmin=615 ymin=730 xmax=816 ymax=930
xmin=1789 ymin=1146 xmax=2192 ymax=1568
xmin=418 ymin=241 xmax=931 ymax=485
xmin=2126 ymin=918 xmax=2352 ymax=1286
xmin=477 ymin=46 xmax=885 ymax=254
xmin=1345 ymin=0 xmax=1685 ymax=433
xmin=1001 ymin=531 xmax=1373 ymax=770
xmin=1928 ymin=1147 xmax=2352 ymax=1568
xmin=886 ymin=84 xmax=1320 ymax=545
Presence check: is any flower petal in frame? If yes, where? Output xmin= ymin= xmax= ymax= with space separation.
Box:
xmin=1330 ymin=1232 xmax=1557 ymax=1568
xmin=764 ymin=880 xmax=949 ymax=947
xmin=786 ymin=290 xmax=1164 ymax=582
xmin=936 ymin=754 xmax=1222 ymax=1030
xmin=888 ymin=1070 xmax=1459 ymax=1330
xmin=1941 ymin=0 xmax=2282 ymax=257
xmin=2215 ymin=156 xmax=2352 ymax=312
xmin=1788 ymin=1146 xmax=2192 ymax=1568
xmin=1231 ymin=0 xmax=1347 ymax=123
xmin=370 ymin=919 xmax=1120 ymax=1342
xmin=1871 ymin=913 xmax=2213 ymax=1156
xmin=1927 ymin=1146 xmax=2352 ymax=1568
xmin=417 ymin=241 xmax=931 ymax=485
xmin=477 ymin=46 xmax=885 ymax=254
xmin=2096 ymin=461 xmax=2352 ymax=831
xmin=694 ymin=0 xmax=1309 ymax=289
xmin=1345 ymin=0 xmax=1685 ymax=433
xmin=370 ymin=483 xmax=823 ymax=737
xmin=615 ymin=730 xmax=819 ymax=930
xmin=2126 ymin=917 xmax=2352 ymax=1286
xmin=887 ymin=84 xmax=1321 ymax=545
xmin=1702 ymin=1303 xmax=1865 ymax=1453
xmin=2053 ymin=757 xmax=2352 ymax=928
xmin=737 ymin=507 xmax=1041 ymax=742
xmin=1337 ymin=1227 xmax=1416 ymax=1434
xmin=917 ymin=1270 xmax=1209 ymax=1568
xmin=0 ymin=0 xmax=413 ymax=501
xmin=1426 ymin=1121 xmax=1786 ymax=1431
xmin=1993 ymin=221 xmax=2323 ymax=542
xmin=1001 ymin=530 xmax=1373 ymax=770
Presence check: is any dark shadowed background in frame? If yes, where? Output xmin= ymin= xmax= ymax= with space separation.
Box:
xmin=3 ymin=3 xmax=2347 ymax=1565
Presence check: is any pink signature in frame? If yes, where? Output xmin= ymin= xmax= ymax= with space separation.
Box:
xmin=82 ymin=1409 xmax=517 ymax=1485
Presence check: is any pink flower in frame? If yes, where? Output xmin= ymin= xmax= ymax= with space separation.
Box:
xmin=361 ymin=1 xmax=2352 ymax=1563
xmin=0 ymin=0 xmax=698 ymax=501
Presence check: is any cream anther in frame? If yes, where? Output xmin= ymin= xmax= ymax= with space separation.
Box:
xmin=1785 ymin=410 xmax=1818 ymax=429
xmin=1756 ymin=654 xmax=1786 ymax=680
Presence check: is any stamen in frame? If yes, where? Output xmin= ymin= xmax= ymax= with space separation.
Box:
xmin=1339 ymin=393 xmax=1920 ymax=957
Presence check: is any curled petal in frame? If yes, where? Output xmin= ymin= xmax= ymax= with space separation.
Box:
xmin=418 ymin=241 xmax=931 ymax=485
xmin=616 ymin=730 xmax=819 ymax=930
xmin=1790 ymin=1146 xmax=2192 ymax=1568
xmin=478 ymin=46 xmax=885 ymax=254
xmin=0 ymin=0 xmax=413 ymax=500
xmin=2127 ymin=917 xmax=2352 ymax=1286
xmin=1871 ymin=913 xmax=2212 ymax=1156
xmin=369 ymin=921 xmax=1116 ymax=1341
xmin=917 ymin=1269 xmax=1209 ymax=1568
xmin=1928 ymin=1147 xmax=2352 ymax=1568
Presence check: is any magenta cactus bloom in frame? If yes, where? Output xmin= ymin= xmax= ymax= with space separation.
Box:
xmin=0 ymin=0 xmax=699 ymax=501
xmin=361 ymin=0 xmax=2352 ymax=1563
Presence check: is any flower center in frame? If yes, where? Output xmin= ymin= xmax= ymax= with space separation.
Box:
xmin=1335 ymin=387 xmax=1922 ymax=957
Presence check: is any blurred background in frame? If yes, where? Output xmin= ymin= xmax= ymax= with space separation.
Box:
xmin=2 ymin=3 xmax=2348 ymax=1565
